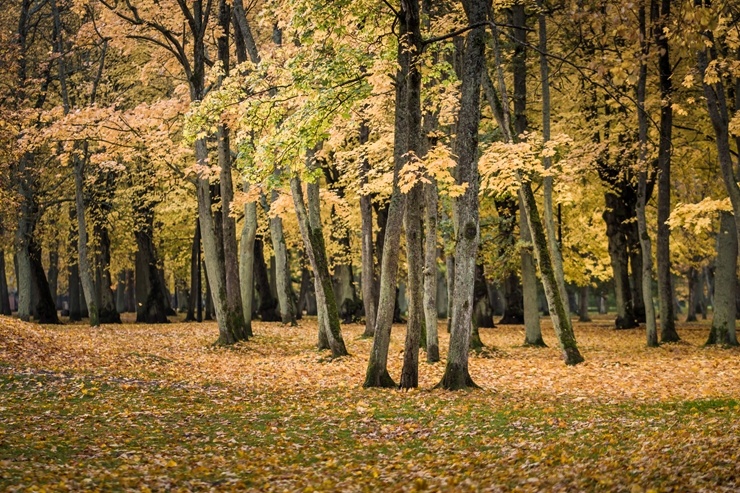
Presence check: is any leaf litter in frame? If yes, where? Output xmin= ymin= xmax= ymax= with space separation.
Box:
xmin=1 ymin=314 xmax=739 ymax=492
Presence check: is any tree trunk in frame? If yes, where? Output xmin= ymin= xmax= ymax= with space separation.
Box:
xmin=47 ymin=243 xmax=59 ymax=310
xmin=268 ymin=189 xmax=297 ymax=325
xmin=637 ymin=2 xmax=658 ymax=347
xmin=537 ymin=0 xmax=568 ymax=313
xmin=97 ymin=228 xmax=121 ymax=323
xmin=239 ymin=190 xmax=257 ymax=336
xmin=604 ymin=192 xmax=638 ymax=329
xmin=706 ymin=212 xmax=738 ymax=346
xmin=521 ymin=202 xmax=543 ymax=345
xmin=186 ymin=222 xmax=200 ymax=322
xmin=686 ymin=268 xmax=698 ymax=322
xmin=423 ymin=180 xmax=440 ymax=361
xmin=363 ymin=0 xmax=412 ymax=389
xmin=578 ymin=285 xmax=591 ymax=323
xmin=254 ymin=238 xmax=281 ymax=321
xmin=68 ymin=263 xmax=81 ymax=321
xmin=28 ymin=237 xmax=59 ymax=324
xmin=116 ymin=271 xmax=126 ymax=314
xmin=359 ymin=123 xmax=378 ymax=337
xmin=290 ymin=169 xmax=348 ymax=358
xmin=0 ymin=250 xmax=10 ymax=315
xmin=652 ymin=0 xmax=678 ymax=343
xmin=134 ymin=230 xmax=170 ymax=324
xmin=437 ymin=0 xmax=487 ymax=390
xmin=73 ymin=158 xmax=99 ymax=326
xmin=217 ymin=0 xmax=248 ymax=339
xmin=399 ymin=18 xmax=424 ymax=387
xmin=472 ymin=264 xmax=494 ymax=330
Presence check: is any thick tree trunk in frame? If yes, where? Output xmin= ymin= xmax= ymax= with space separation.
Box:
xmin=68 ymin=263 xmax=81 ymax=321
xmin=28 ymin=237 xmax=58 ymax=324
xmin=96 ymin=228 xmax=121 ymax=324
xmin=604 ymin=192 xmax=638 ymax=329
xmin=334 ymin=264 xmax=358 ymax=323
xmin=254 ymin=238 xmax=281 ymax=321
xmin=706 ymin=212 xmax=738 ymax=346
xmin=134 ymin=230 xmax=169 ymax=324
xmin=116 ymin=271 xmax=126 ymax=314
xmin=437 ymin=0 xmax=487 ymax=390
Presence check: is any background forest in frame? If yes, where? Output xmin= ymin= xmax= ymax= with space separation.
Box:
xmin=1 ymin=0 xmax=740 ymax=391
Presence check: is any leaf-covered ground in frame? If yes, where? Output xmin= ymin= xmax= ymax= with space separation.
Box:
xmin=1 ymin=314 xmax=739 ymax=492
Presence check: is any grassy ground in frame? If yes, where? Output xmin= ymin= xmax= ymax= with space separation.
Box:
xmin=1 ymin=314 xmax=740 ymax=492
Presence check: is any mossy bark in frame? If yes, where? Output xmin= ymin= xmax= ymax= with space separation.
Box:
xmin=706 ymin=212 xmax=738 ymax=347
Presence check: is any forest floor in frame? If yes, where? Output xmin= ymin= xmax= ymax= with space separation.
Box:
xmin=1 ymin=314 xmax=739 ymax=492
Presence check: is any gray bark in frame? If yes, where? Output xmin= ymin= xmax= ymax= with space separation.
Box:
xmin=437 ymin=0 xmax=487 ymax=390
xmin=359 ymin=122 xmax=378 ymax=337
xmin=290 ymin=165 xmax=348 ymax=358
xmin=239 ymin=185 xmax=257 ymax=337
xmin=707 ymin=212 xmax=738 ymax=346
xmin=653 ymin=0 xmax=678 ymax=343
xmin=637 ymin=3 xmax=658 ymax=347
xmin=73 ymin=158 xmax=99 ymax=326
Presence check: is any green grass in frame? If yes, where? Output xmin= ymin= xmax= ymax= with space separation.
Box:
xmin=2 ymin=370 xmax=740 ymax=492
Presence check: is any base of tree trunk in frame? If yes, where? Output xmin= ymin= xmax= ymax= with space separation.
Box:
xmin=562 ymin=347 xmax=585 ymax=366
xmin=660 ymin=328 xmax=681 ymax=343
xmin=614 ymin=315 xmax=639 ymax=330
xmin=426 ymin=344 xmax=440 ymax=363
xmin=363 ymin=365 xmax=396 ymax=388
xmin=578 ymin=314 xmax=592 ymax=323
xmin=705 ymin=326 xmax=739 ymax=347
xmin=436 ymin=363 xmax=479 ymax=391
xmin=398 ymin=368 xmax=417 ymax=390
xmin=469 ymin=326 xmax=485 ymax=350
xmin=523 ymin=337 xmax=547 ymax=347
xmin=99 ymin=307 xmax=122 ymax=324
xmin=498 ymin=313 xmax=524 ymax=325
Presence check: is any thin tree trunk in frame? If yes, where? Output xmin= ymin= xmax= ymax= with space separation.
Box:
xmin=398 ymin=0 xmax=424 ymax=389
xmin=652 ymin=0 xmax=678 ymax=343
xmin=521 ymin=203 xmax=542 ymax=345
xmin=267 ymin=187 xmax=297 ymax=325
xmin=47 ymin=242 xmax=59 ymax=310
xmin=423 ymin=179 xmax=440 ymax=361
xmin=686 ymin=268 xmax=698 ymax=322
xmin=239 ymin=187 xmax=257 ymax=336
xmin=291 ymin=168 xmax=348 ymax=358
xmin=359 ymin=123 xmax=377 ymax=337
xmin=186 ymin=221 xmax=200 ymax=322
xmin=363 ymin=0 xmax=411 ymax=388
xmin=578 ymin=285 xmax=591 ymax=323
xmin=97 ymin=228 xmax=121 ymax=323
xmin=636 ymin=2 xmax=658 ymax=346
xmin=217 ymin=0 xmax=248 ymax=339
xmin=0 ymin=250 xmax=10 ymax=315
xmin=254 ymin=238 xmax=280 ymax=321
xmin=73 ymin=158 xmax=99 ymax=326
